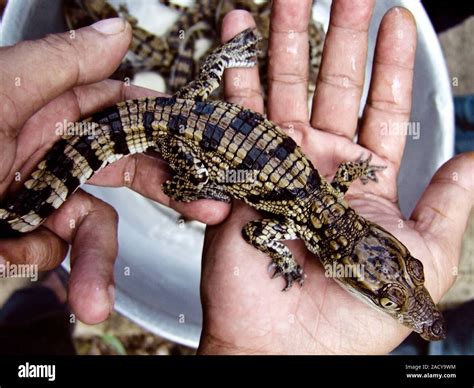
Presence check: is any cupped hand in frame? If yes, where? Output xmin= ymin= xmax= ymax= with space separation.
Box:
xmin=0 ymin=19 xmax=230 ymax=324
xmin=199 ymin=0 xmax=474 ymax=354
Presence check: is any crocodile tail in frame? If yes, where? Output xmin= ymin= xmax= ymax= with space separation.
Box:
xmin=0 ymin=133 xmax=105 ymax=236
xmin=0 ymin=98 xmax=164 ymax=237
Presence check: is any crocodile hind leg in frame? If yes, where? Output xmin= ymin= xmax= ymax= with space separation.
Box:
xmin=242 ymin=219 xmax=305 ymax=291
xmin=331 ymin=154 xmax=386 ymax=194
xmin=160 ymin=137 xmax=230 ymax=202
xmin=174 ymin=28 xmax=261 ymax=101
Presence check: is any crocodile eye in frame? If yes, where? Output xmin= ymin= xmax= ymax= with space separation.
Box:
xmin=379 ymin=285 xmax=406 ymax=310
xmin=380 ymin=297 xmax=398 ymax=309
xmin=407 ymin=257 xmax=425 ymax=285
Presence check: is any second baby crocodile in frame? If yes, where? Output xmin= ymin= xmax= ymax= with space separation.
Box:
xmin=0 ymin=28 xmax=446 ymax=341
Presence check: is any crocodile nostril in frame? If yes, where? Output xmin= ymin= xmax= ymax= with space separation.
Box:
xmin=430 ymin=319 xmax=447 ymax=339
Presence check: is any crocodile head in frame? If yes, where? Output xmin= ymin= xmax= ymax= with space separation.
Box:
xmin=226 ymin=27 xmax=262 ymax=51
xmin=333 ymin=220 xmax=446 ymax=341
xmin=215 ymin=28 xmax=262 ymax=68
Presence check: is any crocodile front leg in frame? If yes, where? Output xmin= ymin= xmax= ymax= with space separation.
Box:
xmin=242 ymin=218 xmax=305 ymax=291
xmin=163 ymin=175 xmax=230 ymax=202
xmin=331 ymin=154 xmax=386 ymax=194
xmin=159 ymin=137 xmax=230 ymax=202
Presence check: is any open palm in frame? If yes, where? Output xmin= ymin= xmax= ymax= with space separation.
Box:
xmin=199 ymin=0 xmax=474 ymax=354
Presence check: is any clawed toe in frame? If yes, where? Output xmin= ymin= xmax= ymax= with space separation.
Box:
xmin=267 ymin=262 xmax=277 ymax=273
xmin=361 ymin=165 xmax=386 ymax=184
xmin=268 ymin=263 xmax=305 ymax=291
xmin=358 ymin=154 xmax=387 ymax=185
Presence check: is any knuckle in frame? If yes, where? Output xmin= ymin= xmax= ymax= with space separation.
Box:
xmin=227 ymin=86 xmax=262 ymax=100
xmin=366 ymin=99 xmax=411 ymax=116
xmin=105 ymin=204 xmax=119 ymax=225
xmin=39 ymin=32 xmax=76 ymax=56
xmin=24 ymin=235 xmax=59 ymax=269
xmin=36 ymin=33 xmax=82 ymax=84
xmin=93 ymin=194 xmax=119 ymax=225
xmin=318 ymin=72 xmax=362 ymax=90
xmin=268 ymin=72 xmax=308 ymax=86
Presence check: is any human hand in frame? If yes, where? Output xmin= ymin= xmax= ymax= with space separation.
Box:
xmin=0 ymin=19 xmax=230 ymax=324
xmin=199 ymin=0 xmax=474 ymax=354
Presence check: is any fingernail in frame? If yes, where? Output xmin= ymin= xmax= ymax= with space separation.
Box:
xmin=108 ymin=284 xmax=115 ymax=313
xmin=91 ymin=18 xmax=126 ymax=35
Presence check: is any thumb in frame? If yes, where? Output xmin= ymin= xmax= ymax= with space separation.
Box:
xmin=0 ymin=18 xmax=132 ymax=136
xmin=410 ymin=152 xmax=474 ymax=274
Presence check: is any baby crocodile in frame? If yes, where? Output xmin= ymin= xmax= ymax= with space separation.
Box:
xmin=0 ymin=28 xmax=446 ymax=341
xmin=64 ymin=0 xmax=325 ymax=94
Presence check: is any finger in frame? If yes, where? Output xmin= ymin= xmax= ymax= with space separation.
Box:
xmin=410 ymin=152 xmax=474 ymax=284
xmin=358 ymin=7 xmax=416 ymax=174
xmin=4 ymin=80 xmax=146 ymax=191
xmin=75 ymin=79 xmax=164 ymax=117
xmin=0 ymin=19 xmax=131 ymax=134
xmin=267 ymin=0 xmax=312 ymax=124
xmin=7 ymin=80 xmax=230 ymax=224
xmin=221 ymin=10 xmax=264 ymax=113
xmin=67 ymin=193 xmax=118 ymax=324
xmin=310 ymin=0 xmax=374 ymax=138
xmin=0 ymin=189 xmax=119 ymax=323
xmin=0 ymin=228 xmax=68 ymax=270
xmin=0 ymin=19 xmax=131 ymax=180
xmin=42 ymin=190 xmax=119 ymax=323
xmin=87 ymin=83 xmax=230 ymax=223
xmin=71 ymin=82 xmax=231 ymax=224
xmin=90 ymin=152 xmax=231 ymax=224
xmin=0 ymin=80 xmax=160 ymax=198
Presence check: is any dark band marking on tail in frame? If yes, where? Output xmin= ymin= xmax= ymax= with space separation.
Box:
xmin=6 ymin=185 xmax=55 ymax=218
xmin=72 ymin=136 xmax=104 ymax=172
xmin=93 ymin=106 xmax=129 ymax=156
xmin=44 ymin=139 xmax=80 ymax=193
xmin=0 ymin=219 xmax=22 ymax=238
xmin=143 ymin=111 xmax=155 ymax=143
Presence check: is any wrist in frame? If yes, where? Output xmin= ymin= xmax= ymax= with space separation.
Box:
xmin=197 ymin=333 xmax=245 ymax=355
xmin=197 ymin=332 xmax=270 ymax=355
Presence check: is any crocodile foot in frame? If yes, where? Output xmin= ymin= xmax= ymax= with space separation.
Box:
xmin=268 ymin=262 xmax=306 ymax=291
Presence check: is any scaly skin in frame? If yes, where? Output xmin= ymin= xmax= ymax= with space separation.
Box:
xmin=64 ymin=0 xmax=325 ymax=94
xmin=64 ymin=0 xmax=173 ymax=78
xmin=0 ymin=28 xmax=445 ymax=341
